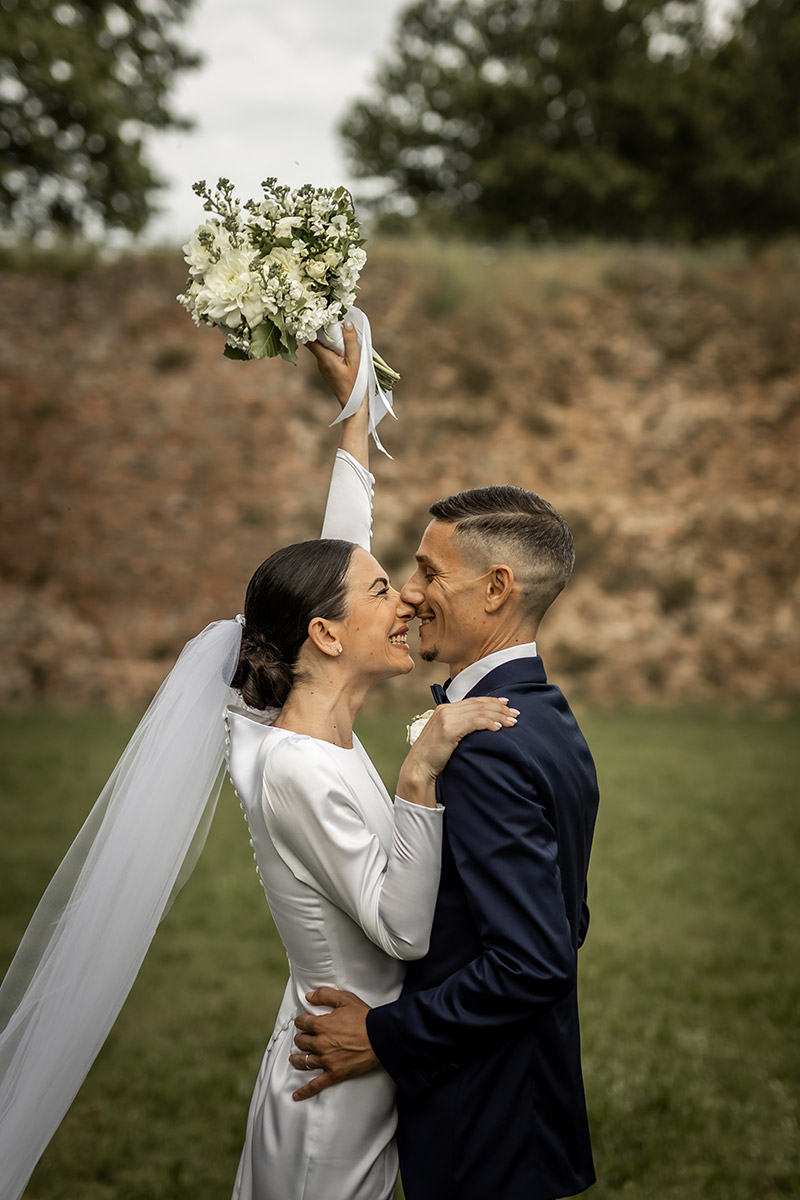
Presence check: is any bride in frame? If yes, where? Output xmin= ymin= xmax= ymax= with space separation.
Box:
xmin=0 ymin=320 xmax=515 ymax=1200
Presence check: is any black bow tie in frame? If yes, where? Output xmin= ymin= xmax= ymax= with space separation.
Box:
xmin=430 ymin=683 xmax=450 ymax=705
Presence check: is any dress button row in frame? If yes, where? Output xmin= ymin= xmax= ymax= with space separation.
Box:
xmin=221 ymin=743 xmax=264 ymax=892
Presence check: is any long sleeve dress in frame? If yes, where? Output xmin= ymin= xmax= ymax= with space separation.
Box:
xmin=225 ymin=450 xmax=444 ymax=1200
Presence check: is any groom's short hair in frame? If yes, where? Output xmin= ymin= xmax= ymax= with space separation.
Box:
xmin=429 ymin=486 xmax=575 ymax=622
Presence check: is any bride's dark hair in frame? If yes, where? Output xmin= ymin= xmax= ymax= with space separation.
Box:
xmin=232 ymin=539 xmax=356 ymax=709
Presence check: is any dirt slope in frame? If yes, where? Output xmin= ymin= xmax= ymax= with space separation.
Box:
xmin=1 ymin=243 xmax=798 ymax=708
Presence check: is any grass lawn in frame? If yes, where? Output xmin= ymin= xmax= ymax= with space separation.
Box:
xmin=0 ymin=706 xmax=798 ymax=1199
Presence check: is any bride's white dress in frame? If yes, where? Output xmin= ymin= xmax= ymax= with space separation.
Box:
xmin=224 ymin=450 xmax=443 ymax=1200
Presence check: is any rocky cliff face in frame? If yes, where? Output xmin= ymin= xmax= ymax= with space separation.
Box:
xmin=1 ymin=243 xmax=798 ymax=708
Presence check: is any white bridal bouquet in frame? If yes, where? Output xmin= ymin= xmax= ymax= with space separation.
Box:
xmin=178 ymin=177 xmax=398 ymax=450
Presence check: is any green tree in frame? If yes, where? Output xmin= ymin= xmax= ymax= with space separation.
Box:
xmin=0 ymin=0 xmax=200 ymax=238
xmin=695 ymin=0 xmax=800 ymax=238
xmin=341 ymin=0 xmax=798 ymax=240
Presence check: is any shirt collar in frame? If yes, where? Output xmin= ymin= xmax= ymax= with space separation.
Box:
xmin=445 ymin=641 xmax=538 ymax=702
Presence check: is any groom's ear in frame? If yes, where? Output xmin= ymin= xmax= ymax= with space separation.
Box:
xmin=484 ymin=565 xmax=515 ymax=613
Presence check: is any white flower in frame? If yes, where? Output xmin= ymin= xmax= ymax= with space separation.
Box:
xmin=268 ymin=245 xmax=303 ymax=282
xmin=178 ymin=279 xmax=213 ymax=327
xmin=225 ymin=329 xmax=251 ymax=352
xmin=406 ymin=709 xmax=436 ymax=746
xmin=179 ymin=178 xmax=398 ymax=392
xmin=253 ymin=197 xmax=280 ymax=221
xmin=334 ymin=288 xmax=356 ymax=310
xmin=196 ymin=243 xmax=265 ymax=329
xmin=182 ymin=221 xmax=228 ymax=279
xmin=275 ymin=215 xmax=302 ymax=238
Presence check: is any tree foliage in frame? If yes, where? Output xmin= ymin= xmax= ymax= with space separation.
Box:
xmin=699 ymin=0 xmax=800 ymax=238
xmin=341 ymin=0 xmax=800 ymax=240
xmin=0 ymin=0 xmax=199 ymax=238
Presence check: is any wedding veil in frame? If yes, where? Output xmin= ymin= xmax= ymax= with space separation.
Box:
xmin=0 ymin=617 xmax=243 ymax=1200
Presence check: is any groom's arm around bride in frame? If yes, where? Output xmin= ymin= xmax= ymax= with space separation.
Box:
xmin=294 ymin=487 xmax=600 ymax=1200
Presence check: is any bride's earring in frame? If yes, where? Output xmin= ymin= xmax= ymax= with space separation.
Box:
xmin=335 ymin=645 xmax=343 ymax=655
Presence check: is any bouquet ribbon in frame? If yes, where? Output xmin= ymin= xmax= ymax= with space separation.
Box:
xmin=318 ymin=307 xmax=397 ymax=457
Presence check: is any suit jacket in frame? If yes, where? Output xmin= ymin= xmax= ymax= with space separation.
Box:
xmin=366 ymin=657 xmax=600 ymax=1200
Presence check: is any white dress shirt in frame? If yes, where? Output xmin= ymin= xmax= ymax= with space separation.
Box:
xmin=445 ymin=641 xmax=539 ymax=702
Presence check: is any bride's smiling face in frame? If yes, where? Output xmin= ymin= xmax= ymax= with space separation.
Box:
xmin=333 ymin=547 xmax=415 ymax=681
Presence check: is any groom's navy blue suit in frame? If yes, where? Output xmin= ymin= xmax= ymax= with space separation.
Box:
xmin=367 ymin=656 xmax=599 ymax=1200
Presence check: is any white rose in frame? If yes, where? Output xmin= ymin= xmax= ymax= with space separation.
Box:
xmin=305 ymin=260 xmax=327 ymax=282
xmin=406 ymin=709 xmax=435 ymax=746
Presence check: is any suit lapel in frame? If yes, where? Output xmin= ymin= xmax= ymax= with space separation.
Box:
xmin=462 ymin=655 xmax=547 ymax=698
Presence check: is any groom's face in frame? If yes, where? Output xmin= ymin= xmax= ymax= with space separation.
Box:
xmin=401 ymin=520 xmax=489 ymax=675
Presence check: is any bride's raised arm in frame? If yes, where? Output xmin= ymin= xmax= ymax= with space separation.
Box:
xmin=310 ymin=320 xmax=375 ymax=551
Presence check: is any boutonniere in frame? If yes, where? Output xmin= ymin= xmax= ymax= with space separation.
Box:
xmin=406 ymin=709 xmax=435 ymax=746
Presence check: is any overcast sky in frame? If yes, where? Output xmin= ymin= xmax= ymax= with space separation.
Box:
xmin=145 ymin=0 xmax=409 ymax=244
xmin=144 ymin=0 xmax=741 ymax=246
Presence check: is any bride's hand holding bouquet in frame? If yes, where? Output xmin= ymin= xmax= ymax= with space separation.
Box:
xmin=307 ymin=317 xmax=365 ymax=413
xmin=308 ymin=318 xmax=370 ymax=466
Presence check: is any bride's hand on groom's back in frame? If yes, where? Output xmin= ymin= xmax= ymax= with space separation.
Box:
xmin=398 ymin=698 xmax=519 ymax=800
xmin=306 ymin=319 xmax=363 ymax=410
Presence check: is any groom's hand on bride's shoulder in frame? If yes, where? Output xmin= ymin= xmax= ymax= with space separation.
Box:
xmin=290 ymin=986 xmax=378 ymax=1101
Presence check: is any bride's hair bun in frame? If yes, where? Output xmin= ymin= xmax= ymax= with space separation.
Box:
xmin=233 ymin=629 xmax=294 ymax=709
xmin=232 ymin=539 xmax=355 ymax=710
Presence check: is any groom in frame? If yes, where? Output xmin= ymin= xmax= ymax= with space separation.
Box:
xmin=292 ymin=485 xmax=600 ymax=1200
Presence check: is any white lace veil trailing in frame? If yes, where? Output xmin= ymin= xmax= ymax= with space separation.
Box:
xmin=0 ymin=616 xmax=244 ymax=1200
